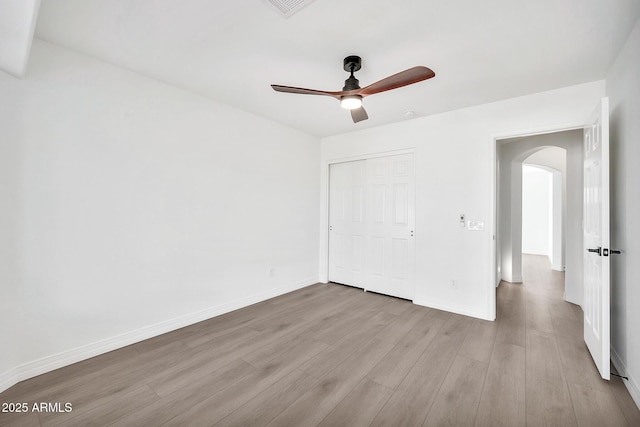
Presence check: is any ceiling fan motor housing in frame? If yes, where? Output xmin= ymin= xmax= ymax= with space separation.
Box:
xmin=343 ymin=76 xmax=360 ymax=91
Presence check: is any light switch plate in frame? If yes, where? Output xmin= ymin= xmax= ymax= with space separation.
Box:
xmin=468 ymin=220 xmax=484 ymax=231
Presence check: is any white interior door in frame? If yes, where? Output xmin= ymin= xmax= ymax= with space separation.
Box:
xmin=364 ymin=154 xmax=415 ymax=300
xmin=583 ymin=97 xmax=610 ymax=380
xmin=328 ymin=154 xmax=416 ymax=300
xmin=328 ymin=160 xmax=366 ymax=287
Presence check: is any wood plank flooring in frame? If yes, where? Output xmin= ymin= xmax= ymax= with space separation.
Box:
xmin=1 ymin=255 xmax=639 ymax=426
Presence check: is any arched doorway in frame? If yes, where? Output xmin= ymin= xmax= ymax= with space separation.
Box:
xmin=496 ymin=129 xmax=583 ymax=305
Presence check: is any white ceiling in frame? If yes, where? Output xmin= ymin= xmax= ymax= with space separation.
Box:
xmin=33 ymin=0 xmax=640 ymax=137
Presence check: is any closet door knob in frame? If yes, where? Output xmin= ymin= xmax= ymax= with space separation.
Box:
xmin=587 ymin=247 xmax=601 ymax=256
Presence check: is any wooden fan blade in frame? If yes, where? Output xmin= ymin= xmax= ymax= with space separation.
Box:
xmin=350 ymin=106 xmax=368 ymax=123
xmin=360 ymin=66 xmax=435 ymax=96
xmin=271 ymin=85 xmax=342 ymax=100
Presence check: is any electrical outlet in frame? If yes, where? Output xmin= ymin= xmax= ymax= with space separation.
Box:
xmin=269 ymin=267 xmax=275 ymax=278
xmin=451 ymin=279 xmax=457 ymax=288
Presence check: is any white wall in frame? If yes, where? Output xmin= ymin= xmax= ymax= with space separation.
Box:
xmin=606 ymin=16 xmax=640 ymax=408
xmin=525 ymin=147 xmax=567 ymax=271
xmin=0 ymin=111 xmax=22 ymax=388
xmin=521 ymin=165 xmax=551 ymax=256
xmin=525 ymin=146 xmax=567 ymax=173
xmin=0 ymin=0 xmax=39 ymax=76
xmin=0 ymin=40 xmax=320 ymax=391
xmin=549 ymin=168 xmax=563 ymax=271
xmin=321 ymin=81 xmax=604 ymax=320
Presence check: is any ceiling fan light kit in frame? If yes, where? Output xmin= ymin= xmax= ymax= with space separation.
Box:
xmin=340 ymin=95 xmax=362 ymax=110
xmin=271 ymin=55 xmax=435 ymax=123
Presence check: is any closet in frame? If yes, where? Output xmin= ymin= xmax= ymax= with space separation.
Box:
xmin=328 ymin=153 xmax=415 ymax=300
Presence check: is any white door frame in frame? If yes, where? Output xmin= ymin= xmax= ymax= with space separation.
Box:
xmin=490 ymin=122 xmax=584 ymax=320
xmin=320 ymin=148 xmax=415 ymax=284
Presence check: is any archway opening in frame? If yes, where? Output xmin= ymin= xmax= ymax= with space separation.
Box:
xmin=496 ymin=129 xmax=582 ymax=305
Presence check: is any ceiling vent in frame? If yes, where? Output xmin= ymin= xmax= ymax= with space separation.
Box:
xmin=264 ymin=0 xmax=316 ymax=18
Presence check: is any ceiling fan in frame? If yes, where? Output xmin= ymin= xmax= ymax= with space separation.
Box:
xmin=271 ymin=56 xmax=435 ymax=123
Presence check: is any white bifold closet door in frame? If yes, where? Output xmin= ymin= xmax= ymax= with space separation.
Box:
xmin=328 ymin=160 xmax=366 ymax=288
xmin=329 ymin=154 xmax=415 ymax=300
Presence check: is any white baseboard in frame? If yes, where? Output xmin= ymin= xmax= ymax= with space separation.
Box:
xmin=500 ymin=274 xmax=522 ymax=283
xmin=611 ymin=346 xmax=640 ymax=410
xmin=413 ymin=298 xmax=494 ymax=321
xmin=0 ymin=277 xmax=317 ymax=394
xmin=501 ymin=274 xmax=523 ymax=283
xmin=564 ymin=293 xmax=581 ymax=307
xmin=0 ymin=367 xmax=19 ymax=396
xmin=522 ymin=250 xmax=548 ymax=257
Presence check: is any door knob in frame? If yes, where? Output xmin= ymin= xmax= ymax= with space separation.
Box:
xmin=587 ymin=247 xmax=601 ymax=256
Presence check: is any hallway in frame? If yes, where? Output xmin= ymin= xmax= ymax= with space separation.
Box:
xmin=496 ymin=254 xmax=639 ymax=425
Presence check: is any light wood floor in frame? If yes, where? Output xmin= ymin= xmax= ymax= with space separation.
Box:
xmin=1 ymin=255 xmax=639 ymax=426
